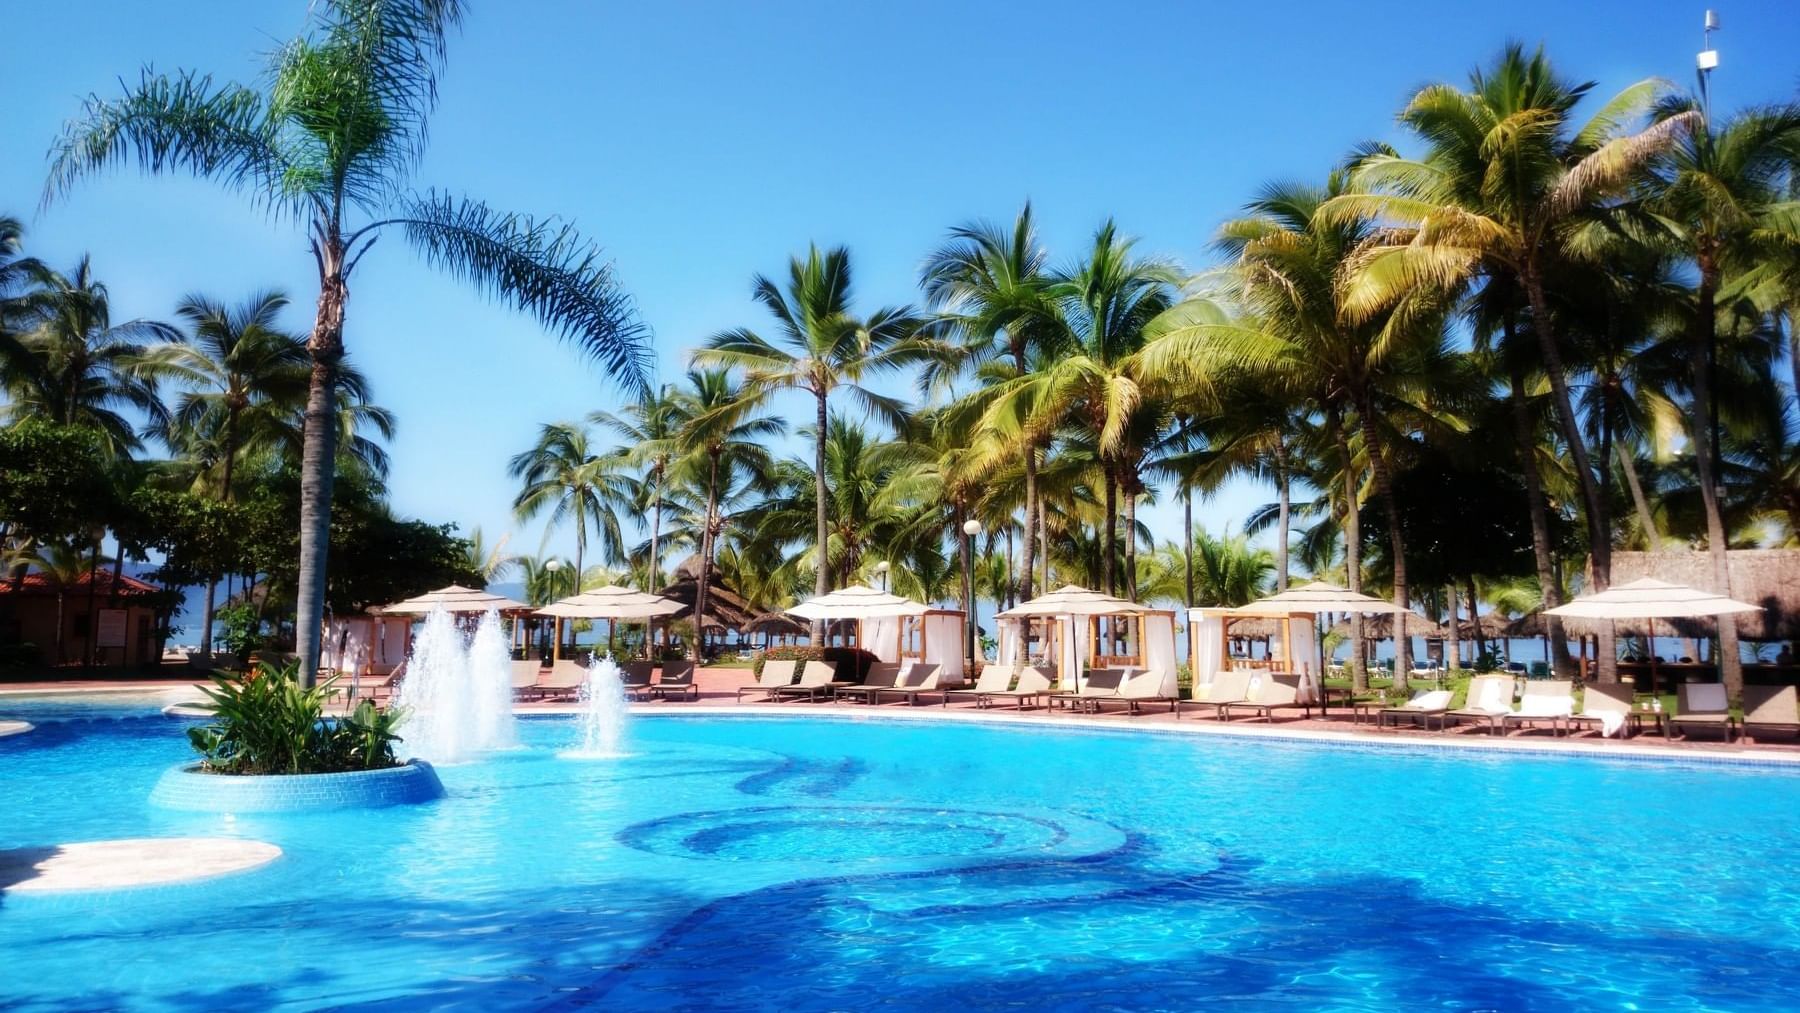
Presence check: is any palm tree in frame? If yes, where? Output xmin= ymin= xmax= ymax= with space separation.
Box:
xmin=1142 ymin=174 xmax=1458 ymax=686
xmin=1328 ymin=43 xmax=1698 ymax=618
xmin=694 ymin=244 xmax=926 ymax=627
xmin=1641 ymin=100 xmax=1800 ymax=693
xmin=509 ymin=421 xmax=633 ymax=583
xmin=590 ymin=383 xmax=685 ymax=591
xmin=981 ymin=222 xmax=1175 ymax=596
xmin=668 ymin=368 xmax=783 ymax=660
xmin=47 ymin=0 xmax=649 ymax=681
xmin=462 ymin=526 xmax=513 ymax=583
xmin=132 ymin=289 xmax=309 ymax=655
xmin=25 ymin=539 xmax=110 ymax=664
xmin=0 ymin=257 xmax=173 ymax=454
xmin=920 ymin=203 xmax=1063 ymax=601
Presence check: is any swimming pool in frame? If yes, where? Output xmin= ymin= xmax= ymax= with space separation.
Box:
xmin=3 ymin=698 xmax=1799 ymax=1011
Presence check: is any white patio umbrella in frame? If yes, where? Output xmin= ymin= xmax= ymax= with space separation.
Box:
xmin=1545 ymin=578 xmax=1759 ymax=694
xmin=996 ymin=585 xmax=1145 ymax=689
xmin=787 ymin=584 xmax=928 ymax=621
xmin=1237 ymin=581 xmax=1405 ymax=711
xmin=382 ymin=584 xmax=530 ymax=615
xmin=536 ymin=585 xmax=684 ymax=661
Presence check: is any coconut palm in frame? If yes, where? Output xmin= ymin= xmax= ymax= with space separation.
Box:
xmin=47 ymin=0 xmax=649 ymax=681
xmin=693 ymin=244 xmax=927 ymax=625
xmin=508 ymin=421 xmax=633 ymax=583
xmin=1640 ymin=100 xmax=1800 ymax=691
xmin=132 ymin=289 xmax=309 ymax=653
xmin=1141 ymin=174 xmax=1459 ymax=686
xmin=590 ymin=383 xmax=685 ymax=591
xmin=980 ymin=222 xmax=1175 ymax=596
xmin=0 ymin=257 xmax=174 ymax=454
xmin=920 ymin=203 xmax=1065 ymax=600
xmin=1326 ymin=43 xmax=1699 ymax=608
xmin=667 ymin=368 xmax=783 ymax=660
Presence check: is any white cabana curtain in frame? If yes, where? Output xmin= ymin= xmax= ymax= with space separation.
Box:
xmin=864 ymin=616 xmax=901 ymax=663
xmin=375 ymin=617 xmax=409 ymax=671
xmin=1189 ymin=610 xmax=1224 ymax=692
xmin=921 ymin=613 xmax=966 ymax=684
xmin=997 ymin=619 xmax=1022 ymax=668
xmin=323 ymin=618 xmax=371 ymax=675
xmin=1059 ymin=616 xmax=1083 ymax=690
xmin=1289 ymin=617 xmax=1321 ymax=703
xmin=1143 ymin=613 xmax=1178 ymax=697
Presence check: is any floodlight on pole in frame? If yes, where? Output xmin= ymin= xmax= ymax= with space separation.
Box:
xmin=1697 ymin=9 xmax=1720 ymax=120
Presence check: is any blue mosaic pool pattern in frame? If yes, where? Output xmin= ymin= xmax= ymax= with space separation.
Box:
xmin=148 ymin=760 xmax=445 ymax=812
xmin=3 ymin=706 xmax=1800 ymax=1010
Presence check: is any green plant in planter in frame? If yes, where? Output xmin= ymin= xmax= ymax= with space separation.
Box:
xmin=214 ymin=601 xmax=266 ymax=665
xmin=187 ymin=661 xmax=405 ymax=774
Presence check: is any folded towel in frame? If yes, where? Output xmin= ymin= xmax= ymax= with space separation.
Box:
xmin=1592 ymin=710 xmax=1626 ymax=737
xmin=1478 ymin=679 xmax=1507 ymax=710
xmin=1408 ymin=689 xmax=1453 ymax=710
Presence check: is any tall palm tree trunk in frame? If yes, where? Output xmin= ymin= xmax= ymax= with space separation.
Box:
xmin=1617 ymin=443 xmax=1661 ymax=550
xmin=1506 ymin=359 xmax=1576 ymax=678
xmin=1038 ymin=506 xmax=1049 ymax=593
xmin=694 ymin=453 xmax=719 ymax=662
xmin=649 ymin=474 xmax=663 ymax=593
xmin=1183 ymin=482 xmax=1194 ymax=608
xmin=1467 ymin=577 xmax=1486 ymax=660
xmin=1522 ymin=264 xmax=1613 ymax=606
xmin=1123 ymin=476 xmax=1138 ymax=599
xmin=811 ymin=390 xmax=829 ymax=641
xmin=295 ymin=249 xmax=345 ymax=686
xmin=1445 ymin=584 xmax=1460 ymax=673
xmin=1691 ymin=263 xmax=1742 ymax=695
xmin=1275 ymin=440 xmax=1291 ymax=592
xmin=1102 ymin=470 xmax=1117 ymax=596
xmin=1357 ymin=406 xmax=1411 ymax=691
xmin=1020 ymin=442 xmax=1038 ymax=602
xmin=1334 ymin=416 xmax=1366 ymax=692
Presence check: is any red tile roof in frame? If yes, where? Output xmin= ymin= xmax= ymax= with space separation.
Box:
xmin=0 ymin=570 xmax=162 ymax=598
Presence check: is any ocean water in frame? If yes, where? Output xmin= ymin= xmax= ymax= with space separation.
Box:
xmin=2 ymin=700 xmax=1798 ymax=1011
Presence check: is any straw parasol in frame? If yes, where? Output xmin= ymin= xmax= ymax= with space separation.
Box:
xmin=536 ymin=585 xmax=683 ymax=619
xmin=1241 ymin=581 xmax=1404 ymax=614
xmin=382 ymin=584 xmax=530 ymax=615
xmin=788 ymin=584 xmax=928 ymax=620
xmin=744 ymin=611 xmax=807 ymax=645
xmin=1328 ymin=613 xmax=1449 ymax=640
xmin=995 ymin=584 xmax=1145 ymax=618
xmin=1545 ymin=577 xmax=1760 ymax=694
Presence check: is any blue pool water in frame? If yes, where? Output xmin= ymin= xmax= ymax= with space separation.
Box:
xmin=3 ymin=697 xmax=1800 ymax=1011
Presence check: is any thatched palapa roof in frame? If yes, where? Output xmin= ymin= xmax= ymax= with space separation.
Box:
xmin=656 ymin=554 xmax=758 ymax=633
xmin=1329 ymin=612 xmax=1449 ymax=640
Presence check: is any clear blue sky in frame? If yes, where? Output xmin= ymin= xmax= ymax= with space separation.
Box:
xmin=5 ymin=0 xmax=1797 ymax=577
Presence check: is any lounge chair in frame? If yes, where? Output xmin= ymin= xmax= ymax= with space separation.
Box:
xmin=511 ymin=659 xmax=548 ymax=700
xmin=1070 ymin=668 xmax=1127 ymax=713
xmin=346 ymin=664 xmax=404 ymax=702
xmin=941 ymin=664 xmax=1015 ymax=707
xmin=645 ymin=660 xmax=699 ymax=701
xmin=875 ymin=663 xmax=943 ymax=706
xmin=1110 ymin=668 xmax=1182 ymax=716
xmin=1376 ymin=689 xmax=1454 ymax=730
xmin=1741 ymin=684 xmax=1800 ymax=743
xmin=1444 ymin=675 xmax=1516 ymax=735
xmin=537 ymin=659 xmax=590 ymax=701
xmin=772 ymin=660 xmax=840 ymax=702
xmin=1220 ymin=673 xmax=1302 ymax=722
xmin=835 ymin=662 xmax=902 ymax=704
xmin=1502 ymin=679 xmax=1575 ymax=736
xmin=1408 ymin=660 xmax=1443 ymax=687
xmin=621 ymin=661 xmax=656 ymax=700
xmin=1193 ymin=669 xmax=1254 ymax=720
xmin=1671 ymin=682 xmax=1736 ymax=741
xmin=1566 ymin=682 xmax=1636 ymax=738
xmin=971 ymin=667 xmax=1053 ymax=709
xmin=737 ymin=659 xmax=798 ymax=702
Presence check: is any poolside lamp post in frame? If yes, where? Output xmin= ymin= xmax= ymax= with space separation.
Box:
xmin=545 ymin=559 xmax=562 ymax=660
xmin=875 ymin=560 xmax=890 ymax=593
xmin=962 ymin=519 xmax=982 ymax=665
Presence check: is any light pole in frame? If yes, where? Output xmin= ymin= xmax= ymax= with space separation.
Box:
xmin=962 ymin=519 xmax=982 ymax=665
xmin=1697 ymin=9 xmax=1725 ymax=497
xmin=874 ymin=559 xmax=890 ymax=593
xmin=543 ymin=558 xmax=562 ymax=659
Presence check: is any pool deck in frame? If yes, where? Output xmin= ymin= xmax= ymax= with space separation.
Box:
xmin=5 ymin=668 xmax=1798 ymax=765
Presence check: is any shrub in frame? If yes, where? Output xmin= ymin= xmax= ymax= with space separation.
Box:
xmin=186 ymin=661 xmax=405 ymax=775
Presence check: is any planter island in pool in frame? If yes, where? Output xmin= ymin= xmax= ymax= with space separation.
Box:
xmin=149 ymin=760 xmax=445 ymax=813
